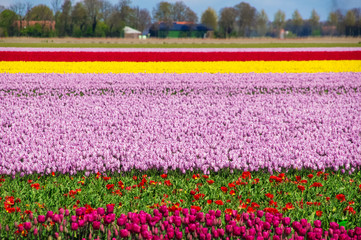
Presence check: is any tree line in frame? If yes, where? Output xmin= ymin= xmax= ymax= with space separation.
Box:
xmin=0 ymin=0 xmax=360 ymax=38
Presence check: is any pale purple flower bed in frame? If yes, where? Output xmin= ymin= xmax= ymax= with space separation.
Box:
xmin=0 ymin=73 xmax=360 ymax=176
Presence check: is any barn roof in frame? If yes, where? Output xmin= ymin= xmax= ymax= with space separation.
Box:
xmin=157 ymin=22 xmax=212 ymax=31
xmin=123 ymin=26 xmax=141 ymax=34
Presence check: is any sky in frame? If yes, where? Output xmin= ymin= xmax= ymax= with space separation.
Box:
xmin=1 ymin=0 xmax=360 ymax=21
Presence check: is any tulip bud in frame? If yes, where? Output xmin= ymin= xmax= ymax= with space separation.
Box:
xmin=71 ymin=222 xmax=79 ymax=231
xmin=92 ymin=221 xmax=101 ymax=230
xmin=275 ymin=227 xmax=283 ymax=235
xmin=46 ymin=211 xmax=54 ymax=219
xmin=60 ymin=225 xmax=64 ymax=232
xmin=76 ymin=208 xmax=83 ymax=216
xmin=300 ymin=219 xmax=308 ymax=228
xmin=33 ymin=228 xmax=38 ymax=235
xmin=18 ymin=224 xmax=24 ymax=232
xmin=354 ymin=227 xmax=361 ymax=235
xmin=78 ymin=220 xmax=85 ymax=228
xmin=299 ymin=228 xmax=307 ymax=236
xmin=249 ymin=227 xmax=256 ymax=236
xmin=217 ymin=228 xmax=225 ymax=237
xmin=97 ymin=208 xmax=105 ymax=216
xmin=59 ymin=208 xmax=64 ymax=215
xmin=282 ymin=217 xmax=291 ymax=226
xmin=313 ymin=220 xmax=322 ymax=228
xmin=215 ymin=210 xmax=221 ymax=218
xmin=175 ymin=231 xmax=183 ymax=240
xmin=120 ymin=229 xmax=129 ymax=238
xmin=206 ymin=218 xmax=213 ymax=227
xmin=273 ymin=220 xmax=280 ymax=227
xmin=284 ymin=227 xmax=292 ymax=236
xmin=257 ymin=211 xmax=264 ymax=218
xmin=104 ymin=215 xmax=112 ymax=225
xmin=106 ymin=205 xmax=114 ymax=214
xmin=24 ymin=222 xmax=32 ymax=231
xmin=226 ymin=224 xmax=233 ymax=233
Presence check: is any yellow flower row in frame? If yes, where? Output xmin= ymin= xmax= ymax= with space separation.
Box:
xmin=0 ymin=61 xmax=360 ymax=73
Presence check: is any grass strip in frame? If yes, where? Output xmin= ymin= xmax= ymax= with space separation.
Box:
xmin=0 ymin=42 xmax=360 ymax=48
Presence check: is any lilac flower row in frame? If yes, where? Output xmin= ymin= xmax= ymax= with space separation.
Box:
xmin=8 ymin=205 xmax=361 ymax=240
xmin=0 ymin=73 xmax=360 ymax=176
xmin=1 ymin=47 xmax=360 ymax=52
xmin=1 ymin=73 xmax=360 ymax=95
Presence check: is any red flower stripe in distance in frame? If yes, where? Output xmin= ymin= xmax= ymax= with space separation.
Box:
xmin=1 ymin=51 xmax=361 ymax=62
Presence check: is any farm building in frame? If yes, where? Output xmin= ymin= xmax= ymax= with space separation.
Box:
xmin=148 ymin=22 xmax=212 ymax=38
xmin=14 ymin=20 xmax=56 ymax=30
xmin=123 ymin=26 xmax=142 ymax=38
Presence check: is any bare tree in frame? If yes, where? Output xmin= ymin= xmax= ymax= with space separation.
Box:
xmin=24 ymin=2 xmax=33 ymax=23
xmin=184 ymin=7 xmax=198 ymax=23
xmin=51 ymin=0 xmax=62 ymax=14
xmin=10 ymin=2 xmax=25 ymax=31
xmin=133 ymin=7 xmax=151 ymax=32
xmin=171 ymin=1 xmax=197 ymax=23
xmin=10 ymin=2 xmax=26 ymax=18
xmin=100 ymin=0 xmax=113 ymax=22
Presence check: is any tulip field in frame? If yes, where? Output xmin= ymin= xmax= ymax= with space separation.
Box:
xmin=0 ymin=47 xmax=361 ymax=239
